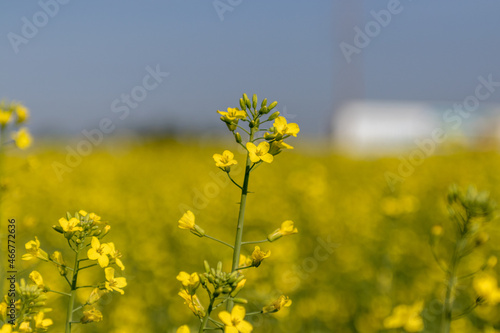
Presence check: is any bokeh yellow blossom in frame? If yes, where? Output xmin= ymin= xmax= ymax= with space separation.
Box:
xmin=11 ymin=127 xmax=32 ymax=149
xmin=383 ymin=301 xmax=424 ymax=332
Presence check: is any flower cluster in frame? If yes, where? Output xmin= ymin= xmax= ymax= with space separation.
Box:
xmin=20 ymin=211 xmax=126 ymax=332
xmin=176 ymin=94 xmax=298 ymax=332
xmin=0 ymin=100 xmax=32 ymax=150
xmin=0 ymin=278 xmax=53 ymax=333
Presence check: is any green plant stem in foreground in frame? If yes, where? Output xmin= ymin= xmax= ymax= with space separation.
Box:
xmin=65 ymin=243 xmax=81 ymax=333
xmin=441 ymin=233 xmax=467 ymax=333
xmin=199 ymin=297 xmax=216 ymax=333
xmin=227 ymin=129 xmax=254 ymax=311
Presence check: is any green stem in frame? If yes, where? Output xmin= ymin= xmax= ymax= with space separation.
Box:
xmin=205 ymin=234 xmax=234 ymax=249
xmin=65 ymin=241 xmax=81 ymax=333
xmin=199 ymin=297 xmax=216 ymax=333
xmin=226 ymin=173 xmax=243 ymax=190
xmin=441 ymin=234 xmax=466 ymax=333
xmin=241 ymin=239 xmax=269 ymax=245
xmin=47 ymin=289 xmax=71 ymax=297
xmin=227 ymin=128 xmax=254 ymax=311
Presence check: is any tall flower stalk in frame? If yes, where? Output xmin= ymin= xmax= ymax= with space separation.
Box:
xmin=433 ymin=186 xmax=496 ymax=332
xmin=177 ymin=93 xmax=299 ymax=332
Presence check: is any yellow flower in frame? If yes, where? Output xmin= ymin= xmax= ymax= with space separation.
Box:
xmin=58 ymin=217 xmax=83 ymax=233
xmin=213 ymin=150 xmax=238 ymax=171
xmin=14 ymin=104 xmax=29 ymax=124
xmin=273 ymin=116 xmax=300 ymax=137
xmin=0 ymin=324 xmax=12 ymax=333
xmin=79 ymin=210 xmax=88 ymax=216
xmin=238 ymin=255 xmax=252 ymax=268
xmin=18 ymin=321 xmax=31 ymax=333
xmin=218 ymin=305 xmax=253 ymax=333
xmin=230 ymin=279 xmax=246 ymax=297
xmin=51 ymin=251 xmax=67 ymax=275
xmin=268 ymin=220 xmax=298 ymax=242
xmin=87 ymin=237 xmax=111 ymax=268
xmin=473 ymin=273 xmax=500 ymax=305
xmin=178 ymin=289 xmax=205 ymax=318
xmin=217 ymin=108 xmax=247 ymax=120
xmin=178 ymin=211 xmax=205 ymax=237
xmin=80 ymin=308 xmax=103 ymax=324
xmin=104 ymin=267 xmax=127 ymax=294
xmin=107 ymin=242 xmax=125 ymax=270
xmin=246 ymin=142 xmax=273 ymax=164
xmin=0 ymin=111 xmax=11 ymax=126
xmin=269 ymin=140 xmax=294 ymax=155
xmin=262 ymin=295 xmax=292 ymax=313
xmin=383 ymin=301 xmax=424 ymax=332
xmin=0 ymin=302 xmax=6 ymax=322
xmin=22 ymin=237 xmax=49 ymax=261
xmin=250 ymin=246 xmax=271 ymax=267
xmin=176 ymin=272 xmax=200 ymax=291
xmin=34 ymin=312 xmax=53 ymax=330
xmin=12 ymin=128 xmax=32 ymax=150
xmin=29 ymin=271 xmax=45 ymax=290
xmin=177 ymin=325 xmax=190 ymax=333
xmin=87 ymin=288 xmax=108 ymax=304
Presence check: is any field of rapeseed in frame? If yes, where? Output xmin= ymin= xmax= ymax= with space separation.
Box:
xmin=1 ymin=129 xmax=500 ymax=332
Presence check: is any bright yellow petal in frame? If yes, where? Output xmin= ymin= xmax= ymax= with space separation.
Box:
xmin=248 ymin=152 xmax=260 ymax=163
xmin=87 ymin=248 xmax=99 ymax=260
xmin=105 ymin=267 xmax=115 ymax=281
xmin=98 ymin=254 xmax=109 ymax=268
xmin=91 ymin=237 xmax=100 ymax=249
xmin=245 ymin=142 xmax=257 ymax=153
xmin=218 ymin=311 xmax=233 ymax=326
xmin=225 ymin=327 xmax=238 ymax=333
xmin=236 ymin=320 xmax=253 ymax=333
xmin=223 ymin=150 xmax=234 ymax=160
xmin=114 ymin=277 xmax=127 ymax=288
xmin=231 ymin=305 xmax=246 ymax=320
xmin=257 ymin=141 xmax=270 ymax=153
xmin=260 ymin=153 xmax=273 ymax=163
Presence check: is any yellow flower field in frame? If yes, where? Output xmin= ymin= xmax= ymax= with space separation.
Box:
xmin=3 ymin=139 xmax=500 ymax=332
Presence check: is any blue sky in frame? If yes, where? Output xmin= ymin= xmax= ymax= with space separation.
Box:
xmin=1 ymin=1 xmax=500 ymax=137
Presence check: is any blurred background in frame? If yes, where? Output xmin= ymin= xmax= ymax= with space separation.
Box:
xmin=2 ymin=1 xmax=500 ymax=332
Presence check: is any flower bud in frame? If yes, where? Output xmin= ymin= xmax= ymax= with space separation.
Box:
xmin=234 ymin=132 xmax=242 ymax=143
xmin=239 ymin=98 xmax=246 ymax=110
xmin=52 ymin=225 xmax=64 ymax=234
xmin=259 ymin=106 xmax=269 ymax=115
xmin=252 ymin=94 xmax=257 ymax=109
xmin=261 ymin=98 xmax=267 ymax=107
xmin=268 ymin=101 xmax=278 ymax=111
xmin=204 ymin=260 xmax=211 ymax=273
xmin=268 ymin=111 xmax=280 ymax=121
xmin=244 ymin=94 xmax=251 ymax=109
xmin=233 ymin=298 xmax=248 ymax=304
xmin=217 ymin=261 xmax=223 ymax=274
